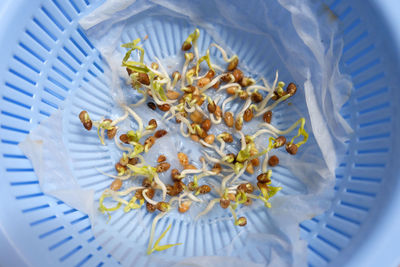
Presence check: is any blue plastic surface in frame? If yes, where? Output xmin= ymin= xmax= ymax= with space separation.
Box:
xmin=0 ymin=0 xmax=399 ymax=266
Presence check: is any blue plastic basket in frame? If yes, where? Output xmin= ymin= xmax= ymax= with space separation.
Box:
xmin=0 ymin=0 xmax=400 ymax=266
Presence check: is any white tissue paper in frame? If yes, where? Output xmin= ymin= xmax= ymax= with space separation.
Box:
xmin=19 ymin=0 xmax=353 ymax=266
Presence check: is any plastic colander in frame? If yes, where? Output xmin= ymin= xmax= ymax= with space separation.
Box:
xmin=0 ymin=0 xmax=399 ymax=266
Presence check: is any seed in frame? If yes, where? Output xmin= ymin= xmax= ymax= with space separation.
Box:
xmin=128 ymin=157 xmax=138 ymax=165
xmin=157 ymin=202 xmax=170 ymax=212
xmin=224 ymin=153 xmax=236 ymax=163
xmin=206 ymin=69 xmax=215 ymax=79
xmin=119 ymin=156 xmax=129 ymax=166
xmin=174 ymin=181 xmax=185 ymax=193
xmin=156 ymin=162 xmax=171 ymax=173
xmin=115 ymin=163 xmax=127 ymax=174
xmin=190 ymin=111 xmax=203 ymax=124
xmin=212 ymin=80 xmax=221 ymax=89
xmin=79 ymin=111 xmax=88 ymax=123
xmin=147 ymin=102 xmax=156 ymax=110
xmin=138 ymin=73 xmax=150 ymax=85
xmin=197 ymin=185 xmax=211 ymax=194
xmin=286 ymin=143 xmax=298 ymax=155
xmin=126 ymin=67 xmax=133 ymax=75
xmin=214 ymin=106 xmax=222 ymax=119
xmin=158 ymin=104 xmax=170 ymax=112
xmin=275 ymin=136 xmax=286 ymax=148
xmin=286 ymin=82 xmax=297 ymax=95
xmin=145 ymin=188 xmax=155 ymax=199
xmin=232 ymin=69 xmax=243 ymax=83
xmin=166 ymin=90 xmax=180 ymax=100
xmin=235 ymin=116 xmax=243 ymax=131
xmin=268 ymin=155 xmax=279 ymax=166
xmin=221 ymin=132 xmax=233 ymax=143
xmin=237 ymin=217 xmax=247 ymax=226
xmin=271 ymin=92 xmax=279 ymax=101
xmin=190 ymin=134 xmax=200 ymax=142
xmin=238 ymin=183 xmax=254 ymax=193
xmin=251 ymin=92 xmax=263 ymax=103
xmin=83 ymin=120 xmax=92 ymax=131
xmin=257 ymin=173 xmax=270 ymax=184
xmin=227 ymin=193 xmax=236 ymax=202
xmin=135 ymin=189 xmax=144 ymax=200
xmin=226 ymin=86 xmax=237 ymax=95
xmin=239 ymin=91 xmax=248 ymax=100
xmin=144 ymin=136 xmax=156 ymax=150
xmin=243 ymin=108 xmax=253 ymax=122
xmin=196 ymin=127 xmax=207 ymax=139
xmin=172 ymin=71 xmax=181 ymax=81
xmin=224 ymin=112 xmax=234 ymax=127
xmin=227 ymin=57 xmax=239 ymax=71
xmin=142 ymin=178 xmax=152 ymax=187
xmin=204 ymin=134 xmax=215 ymax=145
xmin=197 ymin=77 xmax=211 ymax=88
xmin=221 ymin=73 xmax=233 ymax=83
xmin=167 ymin=185 xmax=178 ymax=196
xmin=182 ymin=41 xmax=192 ymax=51
xmin=207 ymin=101 xmax=216 ymax=113
xmin=194 ymin=95 xmax=205 ymax=106
xmin=110 ymin=179 xmax=122 ymax=191
xmin=251 ymin=158 xmax=260 ymax=167
xmin=146 ymin=202 xmax=156 ymax=213
xmin=148 ymin=119 xmax=157 ymax=129
xmin=220 ymin=199 xmax=230 ymax=209
xmin=201 ymin=119 xmax=211 ymax=132
xmin=184 ymin=164 xmax=197 ymax=170
xmin=157 ymin=155 xmax=166 ymax=163
xmin=177 ymin=152 xmax=189 ymax=166
xmin=155 ymin=129 xmax=168 ymax=138
xmin=263 ymin=111 xmax=272 ymax=123
xmin=151 ymin=62 xmax=159 ymax=70
xmin=178 ymin=201 xmax=191 ymax=213
xmin=240 ymin=77 xmax=254 ymax=87
xmin=212 ymin=163 xmax=222 ymax=174
xmin=245 ymin=163 xmax=254 ymax=174
xmin=188 ymin=182 xmax=197 ymax=191
xmin=171 ymin=169 xmax=181 ymax=181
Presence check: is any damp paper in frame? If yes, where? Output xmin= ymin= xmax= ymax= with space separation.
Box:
xmin=19 ymin=0 xmax=353 ymax=266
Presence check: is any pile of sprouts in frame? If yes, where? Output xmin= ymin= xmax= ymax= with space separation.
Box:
xmin=79 ymin=29 xmax=308 ymax=254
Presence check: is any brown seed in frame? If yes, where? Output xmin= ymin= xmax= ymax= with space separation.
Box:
xmin=190 ymin=111 xmax=203 ymax=124
xmin=126 ymin=67 xmax=133 ymax=76
xmin=197 ymin=185 xmax=211 ymax=194
xmin=240 ymin=77 xmax=254 ymax=87
xmin=190 ymin=134 xmax=200 ymax=142
xmin=220 ymin=199 xmax=230 ymax=209
xmin=271 ymin=92 xmax=279 ymax=101
xmin=251 ymin=158 xmax=260 ymax=167
xmin=184 ymin=164 xmax=197 ymax=170
xmin=151 ymin=62 xmax=159 ymax=70
xmin=238 ymin=183 xmax=254 ymax=193
xmin=257 ymin=173 xmax=270 ymax=184
xmin=224 ymin=112 xmax=234 ymax=127
xmin=227 ymin=193 xmax=236 ymax=202
xmin=207 ymin=101 xmax=216 ymax=113
xmin=197 ymin=77 xmax=211 ymax=88
xmin=235 ymin=116 xmax=243 ymax=131
xmin=226 ymin=86 xmax=237 ymax=95
xmin=286 ymin=82 xmax=297 ymax=95
xmin=83 ymin=120 xmax=92 ymax=131
xmin=214 ymin=106 xmax=222 ymax=119
xmin=138 ymin=73 xmax=150 ymax=85
xmin=243 ymin=108 xmax=253 ymax=122
xmin=166 ymin=90 xmax=180 ymax=100
xmin=245 ymin=163 xmax=254 ymax=174
xmin=178 ymin=201 xmax=191 ymax=213
xmin=135 ymin=189 xmax=144 ymax=200
xmin=171 ymin=169 xmax=181 ymax=181
xmin=144 ymin=136 xmax=156 ymax=150
xmin=206 ymin=70 xmax=215 ymax=79
xmin=232 ymin=69 xmax=243 ymax=83
xmin=156 ymin=162 xmax=171 ymax=173
xmin=201 ymin=119 xmax=211 ymax=132
xmin=263 ymin=111 xmax=272 ymax=123
xmin=147 ymin=102 xmax=156 ymax=110
xmin=142 ymin=178 xmax=152 ymax=187
xmin=146 ymin=202 xmax=156 ymax=213
xmin=268 ymin=155 xmax=279 ymax=166
xmin=157 ymin=155 xmax=166 ymax=163
xmin=177 ymin=152 xmax=189 ymax=166
xmin=115 ymin=163 xmax=127 ymax=174
xmin=196 ymin=127 xmax=207 ymax=139
xmin=212 ymin=80 xmax=221 ymax=89
xmin=275 ymin=136 xmax=286 ymax=148
xmin=167 ymin=185 xmax=179 ymax=196
xmin=212 ymin=163 xmax=222 ymax=174
xmin=204 ymin=134 xmax=215 ymax=145
xmin=128 ymin=157 xmax=138 ymax=165
xmin=221 ymin=132 xmax=233 ymax=143
xmin=286 ymin=143 xmax=298 ymax=155
xmin=119 ymin=134 xmax=129 ymax=144
xmin=148 ymin=119 xmax=157 ymax=129
xmin=221 ymin=73 xmax=233 ymax=83
xmin=227 ymin=57 xmax=239 ymax=71
xmin=158 ymin=104 xmax=170 ymax=112
xmin=154 ymin=129 xmax=168 ymax=138
xmin=119 ymin=156 xmax=129 ymax=166
xmin=172 ymin=71 xmax=181 ymax=81
xmin=193 ymin=95 xmax=205 ymax=106
xmin=156 ymin=202 xmax=170 ymax=212
xmin=145 ymin=188 xmax=155 ymax=199
xmin=237 ymin=217 xmax=247 ymax=226
xmin=239 ymin=91 xmax=249 ymax=100
xmin=251 ymin=92 xmax=263 ymax=103
xmin=110 ymin=179 xmax=122 ymax=191
xmin=182 ymin=41 xmax=192 ymax=51
xmin=79 ymin=111 xmax=88 ymax=123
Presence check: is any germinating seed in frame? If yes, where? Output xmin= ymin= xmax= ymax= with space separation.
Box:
xmin=220 ymin=199 xmax=230 ymax=209
xmin=274 ymin=136 xmax=286 ymax=148
xmin=110 ymin=179 xmax=122 ymax=191
xmin=156 ymin=162 xmax=171 ymax=173
xmin=263 ymin=111 xmax=272 ymax=123
xmin=268 ymin=155 xmax=279 ymax=166
xmin=233 ymin=69 xmax=243 ymax=83
xmin=224 ymin=112 xmax=234 ymax=127
xmin=227 ymin=57 xmax=239 ymax=71
xmin=204 ymin=134 xmax=215 ymax=145
xmin=286 ymin=143 xmax=298 ymax=155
